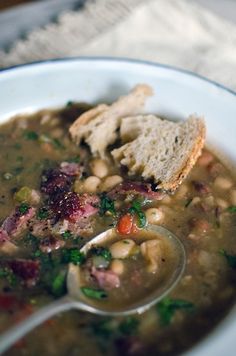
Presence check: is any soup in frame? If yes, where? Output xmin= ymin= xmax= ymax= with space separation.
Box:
xmin=0 ymin=104 xmax=236 ymax=355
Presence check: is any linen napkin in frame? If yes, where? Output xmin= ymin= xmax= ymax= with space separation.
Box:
xmin=0 ymin=0 xmax=236 ymax=90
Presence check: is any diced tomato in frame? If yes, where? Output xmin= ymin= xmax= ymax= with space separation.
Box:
xmin=117 ymin=213 xmax=138 ymax=235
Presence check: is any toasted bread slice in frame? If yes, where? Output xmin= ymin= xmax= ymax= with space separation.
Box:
xmin=69 ymin=84 xmax=153 ymax=158
xmin=112 ymin=115 xmax=206 ymax=192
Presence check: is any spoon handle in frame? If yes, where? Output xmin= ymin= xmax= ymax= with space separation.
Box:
xmin=0 ymin=295 xmax=73 ymax=355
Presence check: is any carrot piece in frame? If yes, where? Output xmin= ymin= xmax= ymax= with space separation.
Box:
xmin=117 ymin=213 xmax=138 ymax=235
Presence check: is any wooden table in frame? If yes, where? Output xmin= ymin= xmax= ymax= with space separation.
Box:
xmin=0 ymin=0 xmax=32 ymax=11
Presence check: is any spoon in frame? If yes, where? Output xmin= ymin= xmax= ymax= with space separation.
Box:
xmin=0 ymin=225 xmax=186 ymax=354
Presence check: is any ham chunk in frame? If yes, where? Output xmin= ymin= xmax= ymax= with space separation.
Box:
xmin=108 ymin=181 xmax=165 ymax=200
xmin=60 ymin=162 xmax=82 ymax=176
xmin=50 ymin=192 xmax=99 ymax=222
xmin=0 ymin=228 xmax=18 ymax=255
xmin=2 ymin=206 xmax=36 ymax=238
xmin=91 ymin=266 xmax=120 ymax=290
xmin=7 ymin=259 xmax=40 ymax=287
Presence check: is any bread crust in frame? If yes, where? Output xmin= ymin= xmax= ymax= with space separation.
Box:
xmin=158 ymin=119 xmax=206 ymax=192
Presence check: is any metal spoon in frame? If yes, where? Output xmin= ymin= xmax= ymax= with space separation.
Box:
xmin=0 ymin=225 xmax=186 ymax=354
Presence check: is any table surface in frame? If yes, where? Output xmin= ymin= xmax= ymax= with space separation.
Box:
xmin=0 ymin=0 xmax=31 ymax=10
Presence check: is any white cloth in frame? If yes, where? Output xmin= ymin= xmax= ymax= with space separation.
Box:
xmin=1 ymin=0 xmax=236 ymax=90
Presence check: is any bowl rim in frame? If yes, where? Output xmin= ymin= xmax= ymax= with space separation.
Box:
xmin=0 ymin=56 xmax=235 ymax=98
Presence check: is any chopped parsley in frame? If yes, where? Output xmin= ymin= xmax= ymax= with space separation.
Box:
xmin=89 ymin=246 xmax=112 ymax=261
xmin=157 ymin=297 xmax=194 ymax=326
xmin=81 ymin=287 xmax=107 ymax=300
xmin=18 ymin=202 xmax=30 ymax=215
xmin=61 ymin=230 xmax=73 ymax=240
xmin=128 ymin=200 xmax=146 ymax=228
xmin=119 ymin=317 xmax=139 ymax=335
xmin=37 ymin=208 xmax=49 ymax=220
xmin=227 ymin=206 xmax=236 ymax=213
xmin=62 ymin=248 xmax=85 ymax=265
xmin=66 ymin=100 xmax=74 ymax=107
xmin=39 ymin=134 xmax=65 ymax=149
xmin=67 ymin=156 xmax=80 ymax=163
xmin=185 ymin=198 xmax=193 ymax=208
xmin=24 ymin=131 xmax=39 ymax=141
xmin=99 ymin=194 xmax=116 ymax=216
xmin=0 ymin=267 xmax=17 ymax=286
xmin=219 ymin=249 xmax=236 ymax=269
xmin=51 ymin=270 xmax=67 ymax=297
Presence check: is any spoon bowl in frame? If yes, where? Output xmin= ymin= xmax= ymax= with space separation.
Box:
xmin=0 ymin=225 xmax=185 ymax=354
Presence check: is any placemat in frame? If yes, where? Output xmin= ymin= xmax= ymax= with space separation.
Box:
xmin=1 ymin=0 xmax=236 ymax=90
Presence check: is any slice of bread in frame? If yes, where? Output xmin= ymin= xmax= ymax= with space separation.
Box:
xmin=69 ymin=84 xmax=153 ymax=158
xmin=111 ymin=115 xmax=206 ymax=192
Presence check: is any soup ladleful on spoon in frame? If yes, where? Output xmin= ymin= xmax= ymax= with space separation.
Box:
xmin=0 ymin=224 xmax=186 ymax=354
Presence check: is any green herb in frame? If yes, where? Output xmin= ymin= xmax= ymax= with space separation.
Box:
xmin=219 ymin=249 xmax=236 ymax=269
xmin=67 ymin=156 xmax=80 ymax=163
xmin=37 ymin=208 xmax=49 ymax=220
xmin=13 ymin=167 xmax=24 ymax=175
xmin=51 ymin=270 xmax=67 ymax=297
xmin=16 ymin=156 xmax=23 ymax=162
xmin=39 ymin=134 xmax=65 ymax=149
xmin=81 ymin=287 xmax=107 ymax=300
xmin=24 ymin=233 xmax=39 ymax=251
xmin=128 ymin=200 xmax=146 ymax=228
xmin=99 ymin=194 xmax=116 ymax=216
xmin=13 ymin=143 xmax=22 ymax=149
xmin=18 ymin=202 xmax=30 ymax=215
xmin=66 ymin=100 xmax=74 ymax=107
xmin=24 ymin=131 xmax=39 ymax=141
xmin=89 ymin=246 xmax=112 ymax=262
xmin=0 ymin=267 xmax=17 ymax=286
xmin=185 ymin=198 xmax=193 ymax=208
xmin=62 ymin=248 xmax=85 ymax=265
xmin=157 ymin=297 xmax=194 ymax=326
xmin=227 ymin=206 xmax=236 ymax=213
xmin=61 ymin=230 xmax=73 ymax=240
xmin=3 ymin=172 xmax=13 ymax=180
xmin=90 ymin=318 xmax=114 ymax=339
xmin=119 ymin=317 xmax=139 ymax=335
xmin=34 ymin=250 xmax=41 ymax=258
xmin=52 ymin=138 xmax=65 ymax=149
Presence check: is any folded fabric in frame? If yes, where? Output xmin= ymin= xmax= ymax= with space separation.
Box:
xmin=0 ymin=0 xmax=236 ymax=90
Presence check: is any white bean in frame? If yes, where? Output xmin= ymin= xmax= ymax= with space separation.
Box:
xmin=83 ymin=176 xmax=101 ymax=193
xmin=140 ymin=239 xmax=163 ymax=273
xmin=216 ymin=198 xmax=229 ymax=210
xmin=110 ymin=259 xmax=125 ymax=275
xmin=90 ymin=159 xmax=109 ymax=178
xmin=109 ymin=239 xmax=135 ymax=259
xmin=214 ymin=176 xmax=233 ymax=190
xmin=145 ymin=208 xmax=164 ymax=224
xmin=101 ymin=175 xmax=123 ymax=192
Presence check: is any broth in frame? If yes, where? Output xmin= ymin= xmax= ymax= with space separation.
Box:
xmin=0 ymin=104 xmax=236 ymax=355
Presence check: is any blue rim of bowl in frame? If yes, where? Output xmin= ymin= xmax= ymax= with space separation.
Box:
xmin=0 ymin=56 xmax=236 ymax=98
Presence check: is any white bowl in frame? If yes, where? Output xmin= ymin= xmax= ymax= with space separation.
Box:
xmin=0 ymin=57 xmax=236 ymax=355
